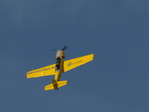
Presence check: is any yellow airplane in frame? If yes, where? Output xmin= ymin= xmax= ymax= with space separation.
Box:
xmin=26 ymin=46 xmax=94 ymax=90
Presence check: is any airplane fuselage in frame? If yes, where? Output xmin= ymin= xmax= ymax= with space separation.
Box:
xmin=55 ymin=58 xmax=64 ymax=81
xmin=52 ymin=50 xmax=65 ymax=90
xmin=54 ymin=50 xmax=65 ymax=81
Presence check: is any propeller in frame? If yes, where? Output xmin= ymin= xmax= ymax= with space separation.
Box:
xmin=61 ymin=45 xmax=68 ymax=51
xmin=51 ymin=46 xmax=68 ymax=52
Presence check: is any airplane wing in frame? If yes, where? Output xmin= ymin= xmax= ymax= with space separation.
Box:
xmin=26 ymin=64 xmax=56 ymax=78
xmin=63 ymin=54 xmax=94 ymax=72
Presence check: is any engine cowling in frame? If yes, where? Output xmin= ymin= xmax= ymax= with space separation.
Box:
xmin=56 ymin=50 xmax=65 ymax=58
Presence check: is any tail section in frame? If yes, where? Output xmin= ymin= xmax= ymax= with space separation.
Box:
xmin=57 ymin=80 xmax=68 ymax=88
xmin=44 ymin=83 xmax=54 ymax=90
xmin=44 ymin=80 xmax=68 ymax=90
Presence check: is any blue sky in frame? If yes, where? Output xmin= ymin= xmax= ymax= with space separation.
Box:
xmin=1 ymin=0 xmax=149 ymax=112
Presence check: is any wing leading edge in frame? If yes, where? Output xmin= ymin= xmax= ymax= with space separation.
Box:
xmin=64 ymin=54 xmax=94 ymax=72
xmin=26 ymin=64 xmax=56 ymax=78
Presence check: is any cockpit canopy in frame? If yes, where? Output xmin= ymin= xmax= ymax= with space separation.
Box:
xmin=56 ymin=57 xmax=60 ymax=70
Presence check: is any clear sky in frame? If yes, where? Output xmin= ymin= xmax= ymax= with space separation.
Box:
xmin=1 ymin=0 xmax=149 ymax=112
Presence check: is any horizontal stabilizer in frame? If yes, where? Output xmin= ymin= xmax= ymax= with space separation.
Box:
xmin=44 ymin=83 xmax=54 ymax=90
xmin=44 ymin=80 xmax=68 ymax=90
xmin=57 ymin=80 xmax=68 ymax=88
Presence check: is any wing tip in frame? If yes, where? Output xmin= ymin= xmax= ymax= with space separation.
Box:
xmin=93 ymin=54 xmax=95 ymax=60
xmin=90 ymin=54 xmax=95 ymax=61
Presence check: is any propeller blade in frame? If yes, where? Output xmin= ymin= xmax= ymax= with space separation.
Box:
xmin=62 ymin=45 xmax=68 ymax=51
